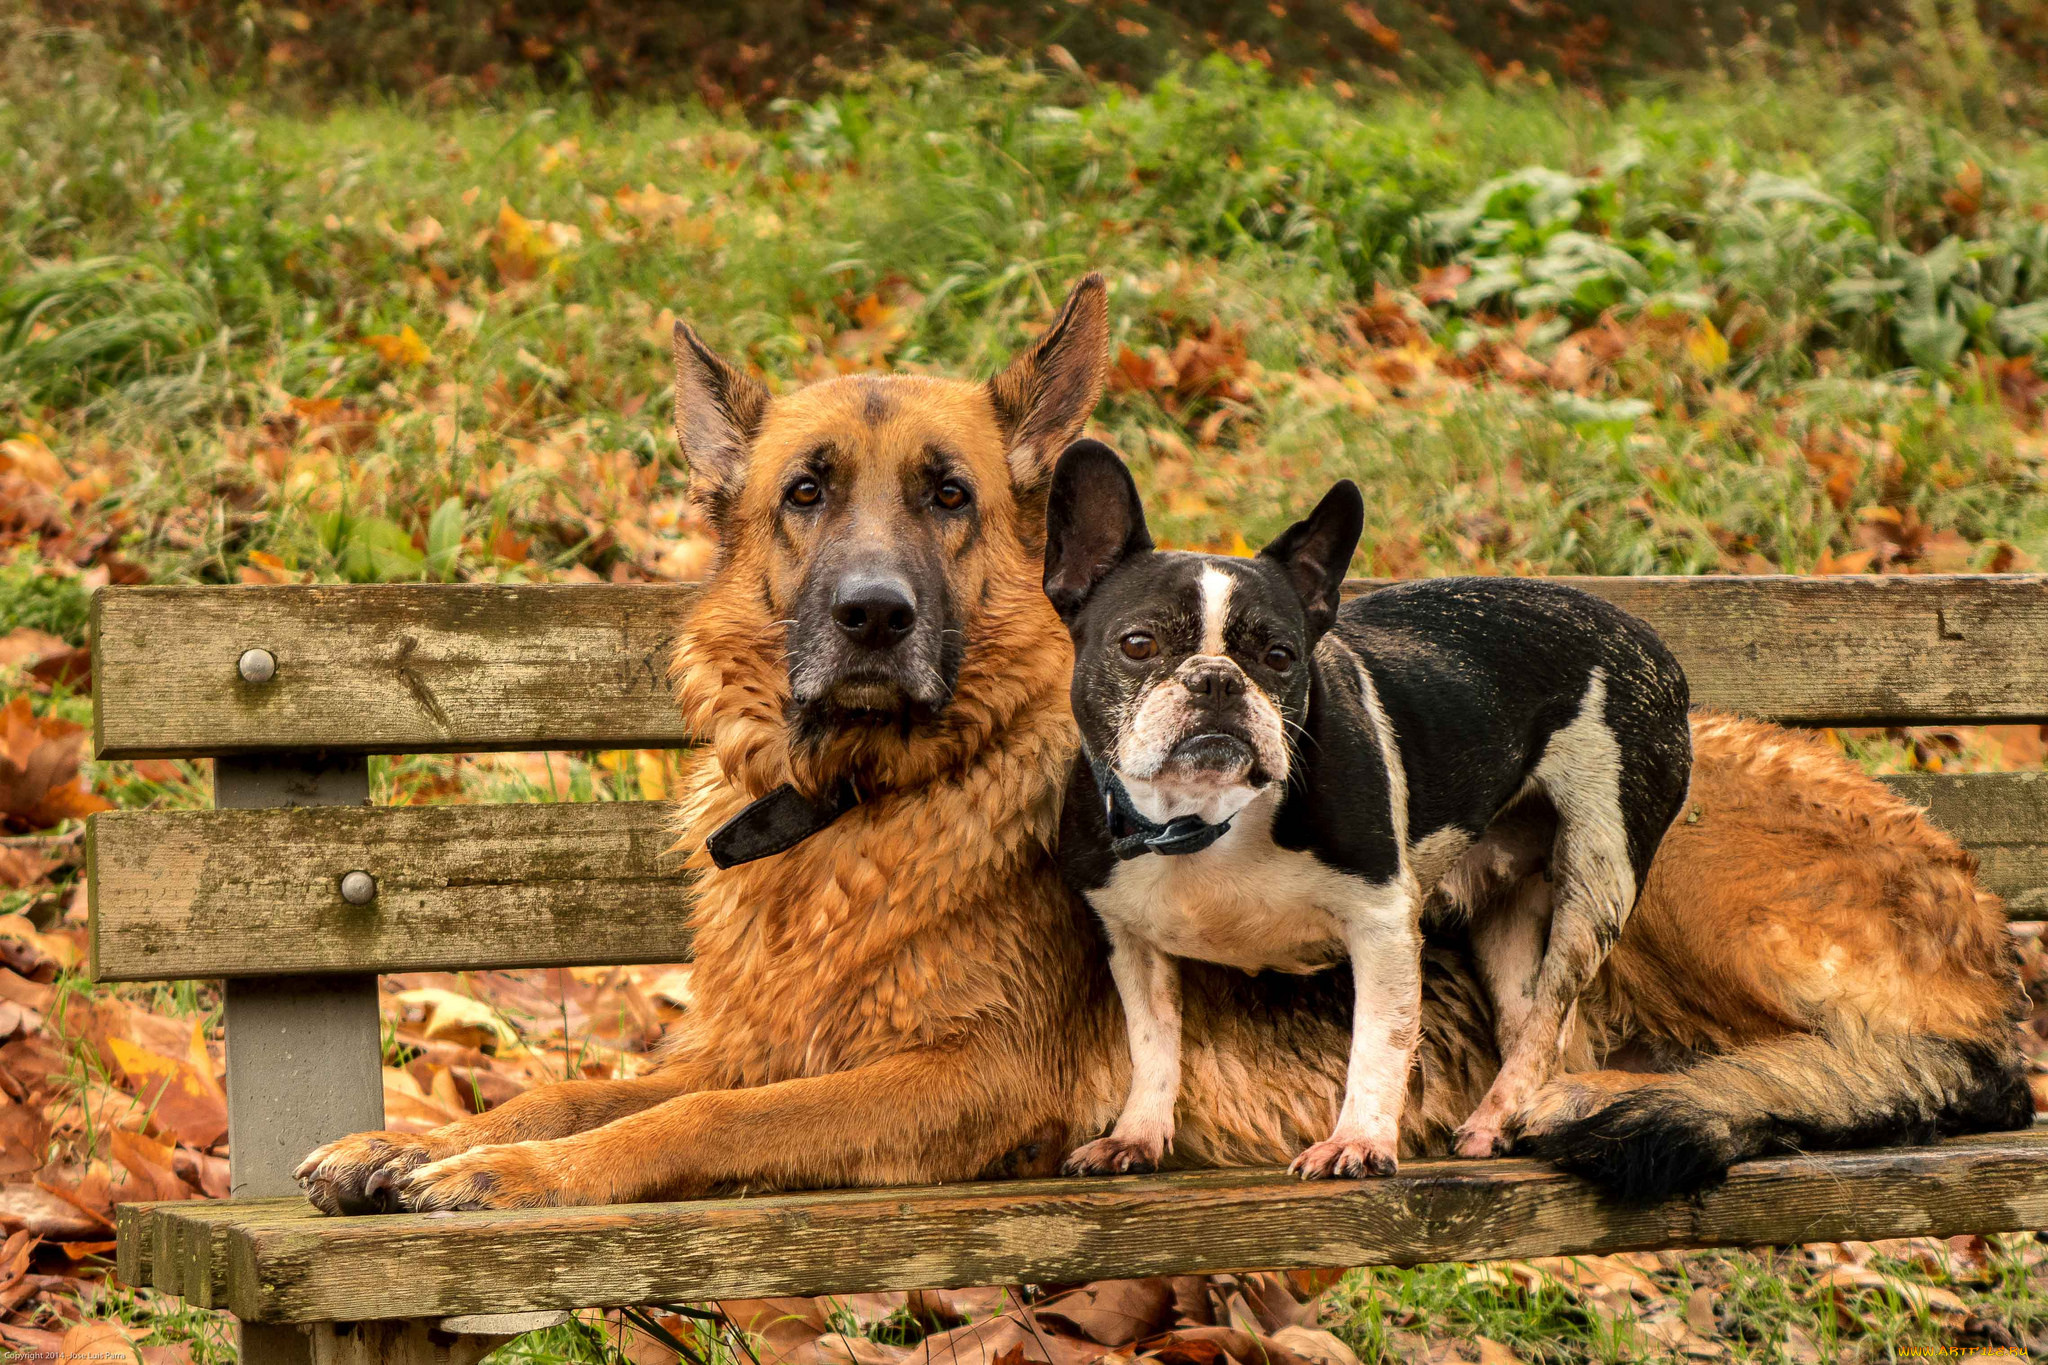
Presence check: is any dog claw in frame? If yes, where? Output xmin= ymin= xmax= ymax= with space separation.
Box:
xmin=1290 ymin=1137 xmax=1397 ymax=1179
xmin=1063 ymin=1134 xmax=1168 ymax=1176
xmin=295 ymin=1131 xmax=442 ymax=1215
xmin=1452 ymin=1118 xmax=1515 ymax=1159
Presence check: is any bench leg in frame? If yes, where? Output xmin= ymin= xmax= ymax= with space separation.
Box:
xmin=218 ymin=757 xmax=388 ymax=1365
xmin=244 ymin=1315 xmax=570 ymax=1365
xmin=234 ymin=1322 xmax=510 ymax=1365
xmin=307 ymin=1322 xmax=510 ymax=1365
xmin=217 ymin=755 xmax=385 ymax=1199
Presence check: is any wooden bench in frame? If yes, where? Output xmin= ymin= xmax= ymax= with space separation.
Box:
xmin=88 ymin=575 xmax=2048 ymax=1365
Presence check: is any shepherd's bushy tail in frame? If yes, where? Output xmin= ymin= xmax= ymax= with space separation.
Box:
xmin=1527 ymin=1025 xmax=2032 ymax=1202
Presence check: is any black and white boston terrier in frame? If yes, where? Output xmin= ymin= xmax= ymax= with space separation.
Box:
xmin=1044 ymin=440 xmax=1693 ymax=1179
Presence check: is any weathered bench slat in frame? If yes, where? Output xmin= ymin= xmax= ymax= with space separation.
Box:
xmin=1884 ymin=771 xmax=2048 ymax=918
xmin=123 ymin=1131 xmax=2048 ymax=1322
xmin=90 ymin=576 xmax=2048 ymax=758
xmin=87 ymin=801 xmax=691 ymax=982
xmin=85 ymin=772 xmax=2048 ymax=983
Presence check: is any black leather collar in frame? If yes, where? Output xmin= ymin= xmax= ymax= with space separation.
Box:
xmin=705 ymin=781 xmax=861 ymax=869
xmin=1093 ymin=759 xmax=1234 ymax=861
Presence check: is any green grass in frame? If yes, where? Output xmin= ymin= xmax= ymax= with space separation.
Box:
xmin=7 ymin=8 xmax=2048 ymax=1360
xmin=6 ymin=20 xmax=2048 ymax=589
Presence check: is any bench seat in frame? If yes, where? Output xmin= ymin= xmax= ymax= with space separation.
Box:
xmin=117 ymin=1130 xmax=2048 ymax=1324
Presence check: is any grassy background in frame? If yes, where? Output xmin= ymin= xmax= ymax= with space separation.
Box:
xmin=4 ymin=1 xmax=2048 ymax=1358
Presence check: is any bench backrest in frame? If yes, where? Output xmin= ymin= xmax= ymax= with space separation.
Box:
xmin=85 ymin=575 xmax=2048 ymax=1195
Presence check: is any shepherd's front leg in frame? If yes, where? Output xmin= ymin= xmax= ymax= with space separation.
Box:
xmin=1291 ymin=887 xmax=1420 ymax=1179
xmin=1065 ymin=928 xmax=1182 ymax=1175
xmin=392 ymin=1039 xmax=1054 ymax=1210
xmin=296 ymin=1063 xmax=714 ymax=1214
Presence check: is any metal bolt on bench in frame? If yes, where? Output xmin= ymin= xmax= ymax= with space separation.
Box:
xmin=84 ymin=578 xmax=2048 ymax=1365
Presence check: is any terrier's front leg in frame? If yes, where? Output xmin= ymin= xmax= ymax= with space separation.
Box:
xmin=1065 ymin=929 xmax=1183 ymax=1176
xmin=1292 ymin=889 xmax=1420 ymax=1179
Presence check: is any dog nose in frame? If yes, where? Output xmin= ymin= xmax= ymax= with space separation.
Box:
xmin=1182 ymin=658 xmax=1245 ymax=700
xmin=831 ymin=575 xmax=917 ymax=649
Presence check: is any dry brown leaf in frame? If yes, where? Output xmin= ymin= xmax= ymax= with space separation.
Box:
xmin=0 ymin=846 xmax=54 ymax=889
xmin=0 ymin=435 xmax=67 ymax=490
xmin=0 ymin=697 xmax=111 ymax=833
xmin=0 ymin=1325 xmax=65 ymax=1358
xmin=907 ymin=1287 xmax=1014 ymax=1328
xmin=0 ymin=913 xmax=78 ymax=974
xmin=382 ymin=1067 xmax=471 ymax=1133
xmin=1684 ymin=1285 xmax=1718 ymax=1338
xmin=1036 ymin=1279 xmax=1176 ymax=1345
xmin=42 ymin=1083 xmax=153 ymax=1141
xmin=904 ymin=1316 xmax=1105 ymax=1365
xmin=1811 ymin=1264 xmax=1969 ymax=1321
xmin=171 ymin=1144 xmax=230 ymax=1199
xmin=721 ymin=1298 xmax=837 ymax=1365
xmin=0 ymin=1095 xmax=50 ymax=1181
xmin=55 ymin=1320 xmax=143 ymax=1365
xmin=1270 ymin=1326 xmax=1362 ymax=1365
xmin=1524 ymin=1255 xmax=1661 ymax=1300
xmin=28 ymin=647 xmax=91 ymax=692
xmin=109 ymin=1128 xmax=196 ymax=1202
xmin=393 ymin=987 xmax=522 ymax=1050
xmin=491 ymin=201 xmax=581 ymax=281
xmin=1471 ymin=1340 xmax=1525 ymax=1365
xmin=1778 ymin=1323 xmax=1822 ymax=1365
xmin=106 ymin=1028 xmax=227 ymax=1148
xmin=0 ymin=1183 xmax=105 ymax=1240
xmin=0 ymin=630 xmax=69 ymax=670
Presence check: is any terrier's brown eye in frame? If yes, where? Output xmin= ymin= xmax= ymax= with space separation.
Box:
xmin=935 ymin=479 xmax=971 ymax=511
xmin=1120 ymin=632 xmax=1158 ymax=662
xmin=786 ymin=478 xmax=822 ymax=507
xmin=1264 ymin=645 xmax=1295 ymax=672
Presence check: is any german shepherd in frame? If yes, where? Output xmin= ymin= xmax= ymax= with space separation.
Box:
xmin=296 ymin=275 xmax=2029 ymax=1214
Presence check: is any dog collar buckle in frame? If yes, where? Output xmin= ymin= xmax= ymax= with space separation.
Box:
xmin=1137 ymin=815 xmax=1232 ymax=858
xmin=1094 ymin=762 xmax=1234 ymax=862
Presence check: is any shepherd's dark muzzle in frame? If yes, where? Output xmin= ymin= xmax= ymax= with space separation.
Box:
xmin=830 ymin=572 xmax=918 ymax=650
xmin=789 ymin=549 xmax=962 ymax=722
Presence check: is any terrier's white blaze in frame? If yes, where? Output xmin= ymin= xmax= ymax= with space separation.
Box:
xmin=1197 ymin=566 xmax=1234 ymax=656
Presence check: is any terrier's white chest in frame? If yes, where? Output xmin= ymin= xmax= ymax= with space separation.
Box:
xmin=1085 ymin=801 xmax=1363 ymax=973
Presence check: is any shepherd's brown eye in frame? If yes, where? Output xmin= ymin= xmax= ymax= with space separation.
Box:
xmin=786 ymin=478 xmax=822 ymax=507
xmin=1120 ymin=632 xmax=1159 ymax=662
xmin=935 ymin=479 xmax=971 ymax=511
xmin=1264 ymin=645 xmax=1296 ymax=672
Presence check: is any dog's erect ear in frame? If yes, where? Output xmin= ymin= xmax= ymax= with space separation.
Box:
xmin=1259 ymin=480 xmax=1364 ymax=639
xmin=673 ymin=320 xmax=771 ymax=529
xmin=987 ymin=273 xmax=1111 ymax=495
xmin=1044 ymin=439 xmax=1153 ymax=620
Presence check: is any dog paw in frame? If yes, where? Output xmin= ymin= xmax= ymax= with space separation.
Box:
xmin=1063 ymin=1132 xmax=1168 ymax=1176
xmin=1516 ymin=1074 xmax=1636 ymax=1145
xmin=1452 ymin=1111 xmax=1518 ymax=1159
xmin=1289 ymin=1135 xmax=1397 ymax=1179
xmin=395 ymin=1141 xmax=565 ymax=1212
xmin=1451 ymin=1122 xmax=1514 ymax=1159
xmin=295 ymin=1131 xmax=445 ymax=1215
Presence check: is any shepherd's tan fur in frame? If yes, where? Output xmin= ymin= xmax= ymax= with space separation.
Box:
xmin=297 ymin=278 xmax=2027 ymax=1213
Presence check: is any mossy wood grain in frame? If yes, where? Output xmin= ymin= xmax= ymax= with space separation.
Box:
xmin=1883 ymin=771 xmax=2048 ymax=918
xmin=89 ymin=772 xmax=2047 ymax=985
xmin=123 ymin=1132 xmax=2048 ymax=1322
xmin=87 ymin=801 xmax=691 ymax=981
xmin=90 ymin=576 xmax=2048 ymax=759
